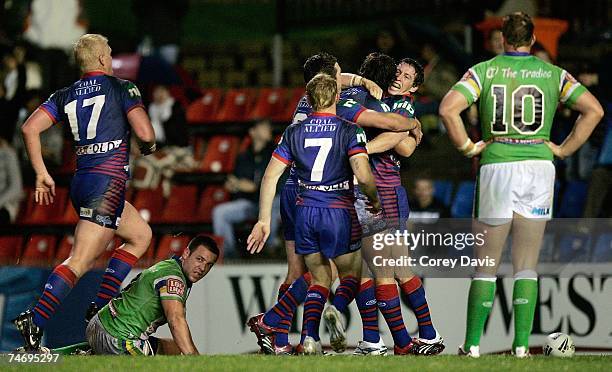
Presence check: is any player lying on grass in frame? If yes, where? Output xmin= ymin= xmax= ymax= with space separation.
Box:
xmin=439 ymin=12 xmax=603 ymax=358
xmin=85 ymin=235 xmax=219 ymax=355
xmin=247 ymin=73 xmax=381 ymax=355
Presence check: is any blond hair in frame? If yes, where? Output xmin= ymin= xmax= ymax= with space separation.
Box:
xmin=306 ymin=73 xmax=337 ymax=111
xmin=74 ymin=34 xmax=109 ymax=72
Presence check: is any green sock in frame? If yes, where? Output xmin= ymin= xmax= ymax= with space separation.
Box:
xmin=464 ymin=278 xmax=496 ymax=349
xmin=512 ymin=278 xmax=538 ymax=349
xmin=51 ymin=341 xmax=91 ymax=355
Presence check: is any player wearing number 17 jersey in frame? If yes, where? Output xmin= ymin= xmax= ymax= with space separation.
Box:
xmin=439 ymin=13 xmax=603 ymax=357
xmin=14 ymin=34 xmax=157 ymax=352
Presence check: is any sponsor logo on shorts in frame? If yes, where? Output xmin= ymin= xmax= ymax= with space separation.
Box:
xmin=166 ymin=278 xmax=185 ymax=296
xmin=80 ymin=207 xmax=93 ymax=218
xmin=531 ymin=207 xmax=550 ymax=216
xmin=96 ymin=215 xmax=113 ymax=226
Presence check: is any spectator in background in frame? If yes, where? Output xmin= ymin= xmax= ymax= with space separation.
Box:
xmin=148 ymin=85 xmax=188 ymax=149
xmin=23 ymin=0 xmax=85 ymax=92
xmin=0 ymin=138 xmax=22 ymax=224
xmin=1 ymin=46 xmax=27 ymax=141
xmin=212 ymin=120 xmax=280 ymax=257
xmin=479 ymin=29 xmax=504 ymax=61
xmin=408 ymin=175 xmax=449 ymax=223
xmin=420 ymin=43 xmax=459 ymax=103
xmin=583 ymin=102 xmax=612 ymax=218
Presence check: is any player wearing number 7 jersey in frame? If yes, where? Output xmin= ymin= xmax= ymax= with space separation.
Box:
xmin=439 ymin=13 xmax=603 ymax=358
xmin=14 ymin=34 xmax=156 ymax=352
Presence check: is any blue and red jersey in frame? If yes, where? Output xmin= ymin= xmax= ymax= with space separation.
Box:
xmin=274 ymin=113 xmax=367 ymax=209
xmin=341 ymin=86 xmax=406 ymax=188
xmin=285 ymin=95 xmax=367 ymax=185
xmin=40 ymin=72 xmax=144 ymax=180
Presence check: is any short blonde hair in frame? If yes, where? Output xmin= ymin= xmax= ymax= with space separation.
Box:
xmin=306 ymin=73 xmax=337 ymax=111
xmin=74 ymin=34 xmax=109 ymax=71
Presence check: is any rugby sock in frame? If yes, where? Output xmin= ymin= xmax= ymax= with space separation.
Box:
xmin=263 ymin=273 xmax=311 ymax=346
xmin=278 ymin=283 xmax=291 ymax=300
xmin=331 ymin=275 xmax=359 ymax=313
xmin=376 ymin=283 xmax=410 ymax=348
xmin=302 ymin=285 xmax=329 ymax=342
xmin=464 ymin=277 xmax=496 ymax=349
xmin=272 ymin=281 xmax=292 ymax=347
xmin=512 ymin=271 xmax=538 ymax=350
xmin=32 ymin=265 xmax=77 ymax=329
xmin=400 ymin=276 xmax=436 ymax=340
xmin=94 ymin=249 xmax=138 ymax=308
xmin=356 ymin=279 xmax=380 ymax=343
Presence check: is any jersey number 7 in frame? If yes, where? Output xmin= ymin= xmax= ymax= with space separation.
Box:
xmin=64 ymin=95 xmax=106 ymax=141
xmin=305 ymin=138 xmax=332 ymax=182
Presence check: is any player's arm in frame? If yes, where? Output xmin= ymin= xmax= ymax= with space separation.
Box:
xmin=357 ymin=110 xmax=418 ymax=132
xmin=341 ymin=73 xmax=382 ymax=99
xmin=546 ymin=91 xmax=604 ymax=159
xmin=350 ymin=154 xmax=381 ymax=213
xmin=439 ymin=90 xmax=486 ymax=158
xmin=127 ymin=107 xmax=157 ymax=155
xmin=394 ymin=136 xmax=418 ymax=158
xmin=21 ymin=109 xmax=56 ymax=205
xmin=161 ymin=299 xmax=199 ymax=355
xmin=247 ymin=156 xmax=288 ymax=254
xmin=366 ymin=132 xmax=409 ymax=154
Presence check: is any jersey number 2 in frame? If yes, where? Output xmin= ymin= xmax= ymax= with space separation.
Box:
xmin=64 ymin=95 xmax=106 ymax=141
xmin=491 ymin=85 xmax=544 ymax=135
xmin=305 ymin=138 xmax=332 ymax=182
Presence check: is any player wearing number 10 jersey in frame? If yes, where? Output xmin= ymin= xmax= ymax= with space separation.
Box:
xmin=14 ymin=34 xmax=157 ymax=353
xmin=439 ymin=12 xmax=603 ymax=358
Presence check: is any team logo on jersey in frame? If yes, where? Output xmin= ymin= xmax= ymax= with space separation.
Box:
xmin=166 ymin=278 xmax=185 ymax=296
xmin=126 ymin=83 xmax=142 ymax=98
xmin=355 ymin=127 xmax=367 ymax=145
xmin=80 ymin=207 xmax=93 ymax=218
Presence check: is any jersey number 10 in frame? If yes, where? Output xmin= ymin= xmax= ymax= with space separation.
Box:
xmin=491 ymin=85 xmax=544 ymax=135
xmin=64 ymin=95 xmax=106 ymax=141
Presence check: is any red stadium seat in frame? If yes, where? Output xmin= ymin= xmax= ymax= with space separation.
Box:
xmin=196 ymin=186 xmax=230 ymax=223
xmin=0 ymin=236 xmax=24 ymax=265
xmin=55 ymin=235 xmax=74 ymax=265
xmin=19 ymin=187 xmax=68 ymax=225
xmin=155 ymin=235 xmax=191 ymax=261
xmin=159 ymin=185 xmax=198 ymax=223
xmin=132 ymin=189 xmax=164 ymax=223
xmin=21 ymin=235 xmax=57 ymax=266
xmin=59 ymin=202 xmax=79 ymax=225
xmin=215 ymin=88 xmax=255 ymax=122
xmin=199 ymin=135 xmax=240 ymax=173
xmin=136 ymin=236 xmax=157 ymax=268
xmin=272 ymin=87 xmax=305 ymax=122
xmin=247 ymin=87 xmax=287 ymax=121
xmin=186 ymin=89 xmax=223 ymax=124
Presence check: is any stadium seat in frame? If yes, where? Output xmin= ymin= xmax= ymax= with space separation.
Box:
xmin=59 ymin=201 xmax=79 ymax=225
xmin=558 ymin=180 xmax=588 ymax=218
xmin=557 ymin=233 xmax=591 ymax=262
xmin=155 ymin=235 xmax=191 ymax=261
xmin=21 ymin=235 xmax=57 ymax=266
xmin=199 ymin=135 xmax=240 ymax=173
xmin=19 ymin=187 xmax=69 ymax=225
xmin=55 ymin=235 xmax=75 ymax=265
xmin=159 ymin=185 xmax=199 ymax=223
xmin=450 ymin=181 xmax=475 ymax=218
xmin=0 ymin=236 xmax=24 ymax=265
xmin=131 ymin=189 xmax=165 ymax=223
xmin=591 ymin=234 xmax=612 ymax=262
xmin=136 ymin=236 xmax=157 ymax=268
xmin=433 ymin=180 xmax=454 ymax=207
xmin=94 ymin=238 xmax=122 ymax=268
xmin=186 ymin=89 xmax=223 ymax=124
xmin=196 ymin=186 xmax=230 ymax=223
xmin=247 ymin=87 xmax=287 ymax=121
xmin=215 ymin=88 xmax=255 ymax=122
xmin=273 ymin=87 xmax=304 ymax=122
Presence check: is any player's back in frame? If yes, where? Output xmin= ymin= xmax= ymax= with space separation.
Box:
xmin=41 ymin=72 xmax=144 ymax=179
xmin=276 ymin=113 xmax=367 ymax=209
xmin=458 ymin=53 xmax=586 ymax=164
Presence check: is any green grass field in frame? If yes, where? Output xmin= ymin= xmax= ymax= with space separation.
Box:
xmin=3 ymin=355 xmax=611 ymax=372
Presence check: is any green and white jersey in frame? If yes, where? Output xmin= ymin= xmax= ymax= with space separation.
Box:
xmin=98 ymin=257 xmax=191 ymax=340
xmin=452 ymin=53 xmax=587 ymax=164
